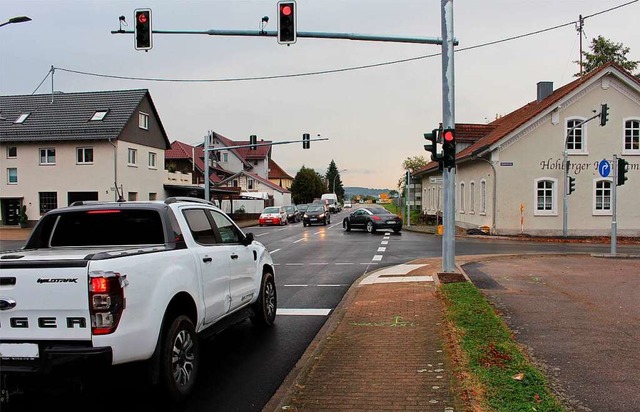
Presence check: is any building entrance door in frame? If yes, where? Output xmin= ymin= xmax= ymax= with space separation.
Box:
xmin=1 ymin=198 xmax=21 ymax=225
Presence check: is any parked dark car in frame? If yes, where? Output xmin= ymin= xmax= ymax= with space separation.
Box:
xmin=302 ymin=204 xmax=331 ymax=227
xmin=342 ymin=206 xmax=402 ymax=233
xmin=284 ymin=205 xmax=301 ymax=223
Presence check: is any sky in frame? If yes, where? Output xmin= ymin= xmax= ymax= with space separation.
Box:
xmin=1 ymin=0 xmax=639 ymax=190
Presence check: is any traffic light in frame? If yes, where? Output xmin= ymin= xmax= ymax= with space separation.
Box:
xmin=423 ymin=129 xmax=443 ymax=162
xmin=249 ymin=135 xmax=257 ymax=150
xmin=442 ymin=128 xmax=456 ymax=169
xmin=277 ymin=1 xmax=297 ymax=45
xmin=567 ymin=176 xmax=576 ymax=195
xmin=617 ymin=158 xmax=628 ymax=186
xmin=600 ymin=103 xmax=609 ymax=126
xmin=302 ymin=133 xmax=310 ymax=149
xmin=134 ymin=9 xmax=152 ymax=51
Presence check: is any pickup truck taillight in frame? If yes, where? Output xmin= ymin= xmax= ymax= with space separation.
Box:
xmin=89 ymin=271 xmax=128 ymax=335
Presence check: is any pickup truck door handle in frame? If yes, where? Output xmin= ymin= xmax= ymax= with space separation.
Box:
xmin=202 ymin=257 xmax=212 ymax=263
xmin=230 ymin=254 xmax=239 ymax=260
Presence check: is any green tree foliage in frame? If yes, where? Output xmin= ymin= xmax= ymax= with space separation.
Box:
xmin=397 ymin=156 xmax=428 ymax=190
xmin=291 ymin=166 xmax=325 ymax=204
xmin=575 ymin=36 xmax=639 ymax=77
xmin=325 ymin=160 xmax=346 ymax=201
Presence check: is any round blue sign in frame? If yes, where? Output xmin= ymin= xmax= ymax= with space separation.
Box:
xmin=598 ymin=159 xmax=611 ymax=178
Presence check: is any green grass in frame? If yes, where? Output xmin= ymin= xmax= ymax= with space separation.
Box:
xmin=440 ymin=283 xmax=567 ymax=412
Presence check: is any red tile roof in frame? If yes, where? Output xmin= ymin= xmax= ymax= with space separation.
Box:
xmin=268 ymin=159 xmax=293 ymax=180
xmin=415 ymin=62 xmax=640 ymax=175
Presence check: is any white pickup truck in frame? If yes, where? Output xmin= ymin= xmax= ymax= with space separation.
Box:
xmin=0 ymin=197 xmax=276 ymax=404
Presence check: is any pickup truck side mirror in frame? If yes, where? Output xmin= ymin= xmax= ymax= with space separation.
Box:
xmin=242 ymin=232 xmax=254 ymax=246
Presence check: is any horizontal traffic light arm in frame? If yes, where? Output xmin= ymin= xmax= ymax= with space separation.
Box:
xmin=112 ymin=28 xmax=455 ymax=45
xmin=203 ymin=137 xmax=328 ymax=152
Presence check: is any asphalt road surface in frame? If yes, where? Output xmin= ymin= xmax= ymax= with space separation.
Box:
xmin=2 ymin=213 xmax=639 ymax=411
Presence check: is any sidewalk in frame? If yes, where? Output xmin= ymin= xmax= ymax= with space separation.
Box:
xmin=264 ymin=258 xmax=466 ymax=411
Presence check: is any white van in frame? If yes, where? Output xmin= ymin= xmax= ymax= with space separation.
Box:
xmin=321 ymin=193 xmax=341 ymax=213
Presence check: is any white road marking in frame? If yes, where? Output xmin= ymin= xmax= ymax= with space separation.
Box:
xmin=381 ymin=241 xmax=389 ymax=245
xmin=335 ymin=263 xmax=354 ymax=265
xmin=277 ymin=308 xmax=332 ymax=316
xmin=361 ymin=262 xmax=378 ymax=265
xmin=309 ymin=262 xmax=329 ymax=265
xmin=293 ymin=238 xmax=305 ymax=243
xmin=284 ymin=284 xmax=308 ymax=287
xmin=377 ymin=247 xmax=386 ymax=252
xmin=255 ymin=233 xmax=268 ymax=237
xmin=317 ymin=284 xmax=346 ymax=287
xmin=372 ymin=255 xmax=383 ymax=261
xmin=285 ymin=263 xmax=304 ymax=266
xmin=270 ymin=248 xmax=281 ymax=254
xmin=359 ymin=264 xmax=434 ymax=285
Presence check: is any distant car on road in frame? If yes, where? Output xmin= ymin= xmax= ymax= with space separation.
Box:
xmin=343 ymin=206 xmax=402 ymax=233
xmin=297 ymin=204 xmax=310 ymax=215
xmin=284 ymin=205 xmax=301 ymax=223
xmin=343 ymin=201 xmax=352 ymax=208
xmin=302 ymin=204 xmax=331 ymax=227
xmin=259 ymin=206 xmax=288 ymax=226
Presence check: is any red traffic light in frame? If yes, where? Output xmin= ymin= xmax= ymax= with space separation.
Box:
xmin=137 ymin=13 xmax=148 ymax=24
xmin=281 ymin=5 xmax=292 ymax=16
xmin=443 ymin=130 xmax=455 ymax=142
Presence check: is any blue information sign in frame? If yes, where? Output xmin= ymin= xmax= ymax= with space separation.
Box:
xmin=598 ymin=159 xmax=611 ymax=178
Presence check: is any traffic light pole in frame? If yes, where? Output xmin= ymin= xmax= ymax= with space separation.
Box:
xmin=441 ymin=0 xmax=456 ymax=273
xmin=611 ymin=155 xmax=618 ymax=255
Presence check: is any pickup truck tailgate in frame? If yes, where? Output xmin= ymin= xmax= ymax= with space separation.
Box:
xmin=0 ymin=253 xmax=91 ymax=341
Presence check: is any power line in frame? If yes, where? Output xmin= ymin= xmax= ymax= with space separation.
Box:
xmin=52 ymin=0 xmax=638 ymax=85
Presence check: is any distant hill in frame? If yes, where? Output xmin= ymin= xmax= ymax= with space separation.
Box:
xmin=344 ymin=187 xmax=394 ymax=199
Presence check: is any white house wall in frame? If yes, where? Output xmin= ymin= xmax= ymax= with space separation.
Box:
xmin=117 ymin=141 xmax=166 ymax=201
xmin=490 ymin=74 xmax=639 ymax=236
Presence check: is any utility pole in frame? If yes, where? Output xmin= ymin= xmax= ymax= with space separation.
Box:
xmin=441 ymin=0 xmax=456 ymax=273
xmin=576 ymin=14 xmax=584 ymax=77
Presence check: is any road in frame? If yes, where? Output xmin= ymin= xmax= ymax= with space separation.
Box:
xmin=2 ymin=211 xmax=638 ymax=411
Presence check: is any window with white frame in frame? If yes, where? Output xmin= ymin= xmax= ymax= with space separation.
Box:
xmin=7 ymin=168 xmax=17 ymax=184
xmin=624 ymin=119 xmax=640 ymax=153
xmin=480 ymin=180 xmax=487 ymax=214
xmin=6 ymin=146 xmax=17 ymax=158
xmin=128 ymin=148 xmax=138 ymax=166
xmin=39 ymin=148 xmax=56 ymax=165
xmin=148 ymin=152 xmax=157 ymax=169
xmin=593 ymin=179 xmax=612 ymax=215
xmin=459 ymin=182 xmax=465 ymax=213
xmin=534 ymin=178 xmax=557 ymax=215
xmin=90 ymin=110 xmax=108 ymax=121
xmin=566 ymin=118 xmax=587 ymax=153
xmin=76 ymin=147 xmax=94 ymax=164
xmin=470 ymin=181 xmax=475 ymax=213
xmin=139 ymin=112 xmax=149 ymax=130
xmin=15 ymin=113 xmax=30 ymax=124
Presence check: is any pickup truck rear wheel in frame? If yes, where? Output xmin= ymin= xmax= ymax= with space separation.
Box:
xmin=251 ymin=272 xmax=277 ymax=328
xmin=159 ymin=315 xmax=200 ymax=402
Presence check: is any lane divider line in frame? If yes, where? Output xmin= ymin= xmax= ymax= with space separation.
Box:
xmin=277 ymin=308 xmax=332 ymax=316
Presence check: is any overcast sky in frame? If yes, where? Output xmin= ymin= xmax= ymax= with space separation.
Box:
xmin=2 ymin=0 xmax=639 ymax=189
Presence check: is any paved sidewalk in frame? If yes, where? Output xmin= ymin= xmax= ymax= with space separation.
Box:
xmin=264 ymin=258 xmax=465 ymax=411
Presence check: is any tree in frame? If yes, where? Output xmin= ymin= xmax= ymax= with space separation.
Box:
xmin=575 ymin=36 xmax=639 ymax=77
xmin=397 ymin=155 xmax=428 ymax=191
xmin=291 ymin=166 xmax=325 ymax=204
xmin=325 ymin=160 xmax=345 ymax=201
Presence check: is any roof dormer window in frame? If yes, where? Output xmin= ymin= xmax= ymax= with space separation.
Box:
xmin=90 ymin=110 xmax=109 ymax=121
xmin=15 ymin=113 xmax=30 ymax=124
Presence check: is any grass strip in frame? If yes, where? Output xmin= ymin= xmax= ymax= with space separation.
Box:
xmin=440 ymin=282 xmax=567 ymax=412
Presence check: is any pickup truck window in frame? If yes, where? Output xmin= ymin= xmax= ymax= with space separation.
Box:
xmin=209 ymin=210 xmax=242 ymax=244
xmin=47 ymin=209 xmax=165 ymax=247
xmin=183 ymin=209 xmax=217 ymax=245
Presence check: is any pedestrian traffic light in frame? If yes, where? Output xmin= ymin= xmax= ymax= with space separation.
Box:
xmin=134 ymin=9 xmax=152 ymax=51
xmin=277 ymin=1 xmax=297 ymax=45
xmin=442 ymin=128 xmax=456 ymax=169
xmin=302 ymin=133 xmax=310 ymax=149
xmin=423 ymin=129 xmax=443 ymax=162
xmin=617 ymin=158 xmax=628 ymax=186
xmin=249 ymin=135 xmax=257 ymax=150
xmin=567 ymin=176 xmax=576 ymax=195
xmin=600 ymin=103 xmax=609 ymax=126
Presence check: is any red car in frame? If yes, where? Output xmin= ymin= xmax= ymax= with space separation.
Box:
xmin=259 ymin=206 xmax=288 ymax=226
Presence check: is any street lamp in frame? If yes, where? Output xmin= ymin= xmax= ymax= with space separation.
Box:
xmin=0 ymin=16 xmax=32 ymax=28
xmin=332 ymin=169 xmax=347 ymax=193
